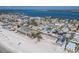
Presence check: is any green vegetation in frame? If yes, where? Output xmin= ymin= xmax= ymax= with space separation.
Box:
xmin=31 ymin=20 xmax=38 ymax=26
xmin=31 ymin=32 xmax=42 ymax=42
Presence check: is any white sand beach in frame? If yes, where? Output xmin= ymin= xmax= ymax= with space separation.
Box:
xmin=0 ymin=28 xmax=65 ymax=53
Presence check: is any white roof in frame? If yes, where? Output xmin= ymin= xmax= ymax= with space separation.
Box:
xmin=66 ymin=42 xmax=76 ymax=49
xmin=74 ymin=33 xmax=79 ymax=42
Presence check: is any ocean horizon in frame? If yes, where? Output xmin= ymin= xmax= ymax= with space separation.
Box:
xmin=0 ymin=6 xmax=79 ymax=19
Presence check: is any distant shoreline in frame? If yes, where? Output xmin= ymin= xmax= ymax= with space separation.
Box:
xmin=33 ymin=10 xmax=79 ymax=13
xmin=0 ymin=10 xmax=79 ymax=19
xmin=0 ymin=9 xmax=79 ymax=12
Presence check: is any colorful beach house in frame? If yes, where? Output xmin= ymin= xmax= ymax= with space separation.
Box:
xmin=56 ymin=35 xmax=65 ymax=46
xmin=65 ymin=42 xmax=76 ymax=53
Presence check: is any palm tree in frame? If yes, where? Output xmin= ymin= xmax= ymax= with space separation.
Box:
xmin=31 ymin=19 xmax=38 ymax=26
xmin=75 ymin=44 xmax=79 ymax=52
xmin=36 ymin=32 xmax=42 ymax=42
xmin=31 ymin=31 xmax=42 ymax=42
xmin=31 ymin=32 xmax=36 ymax=38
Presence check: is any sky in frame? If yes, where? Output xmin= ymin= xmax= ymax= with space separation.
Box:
xmin=0 ymin=6 xmax=79 ymax=10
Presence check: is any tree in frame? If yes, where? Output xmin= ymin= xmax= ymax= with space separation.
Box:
xmin=31 ymin=31 xmax=42 ymax=42
xmin=27 ymin=21 xmax=31 ymax=26
xmin=48 ymin=19 xmax=52 ymax=23
xmin=31 ymin=20 xmax=38 ymax=26
xmin=36 ymin=32 xmax=42 ymax=41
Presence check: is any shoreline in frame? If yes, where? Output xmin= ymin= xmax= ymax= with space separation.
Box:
xmin=0 ymin=10 xmax=79 ymax=19
xmin=0 ymin=12 xmax=79 ymax=53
